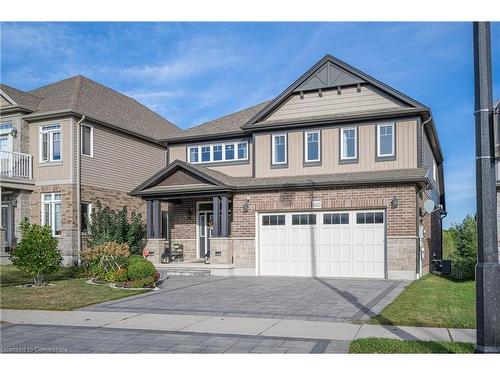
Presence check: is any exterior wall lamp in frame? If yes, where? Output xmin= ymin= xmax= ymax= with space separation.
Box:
xmin=11 ymin=126 xmax=17 ymax=138
xmin=242 ymin=197 xmax=250 ymax=212
xmin=391 ymin=195 xmax=399 ymax=209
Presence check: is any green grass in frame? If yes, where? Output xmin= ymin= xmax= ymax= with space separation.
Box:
xmin=349 ymin=338 xmax=474 ymax=354
xmin=0 ymin=265 xmax=145 ymax=311
xmin=368 ymin=274 xmax=475 ymax=328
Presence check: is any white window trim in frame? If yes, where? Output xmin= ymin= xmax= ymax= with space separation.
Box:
xmin=272 ymin=133 xmax=287 ymax=165
xmin=304 ymin=130 xmax=321 ymax=163
xmin=188 ymin=141 xmax=249 ymax=164
xmin=376 ymin=123 xmax=395 ymax=157
xmin=340 ymin=127 xmax=357 ymax=160
xmin=39 ymin=124 xmax=62 ymax=163
xmin=433 ymin=160 xmax=437 ymax=182
xmin=80 ymin=124 xmax=93 ymax=158
xmin=81 ymin=202 xmax=92 ymax=234
xmin=41 ymin=193 xmax=61 ymax=237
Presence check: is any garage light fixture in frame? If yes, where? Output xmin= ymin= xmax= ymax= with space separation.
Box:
xmin=242 ymin=197 xmax=250 ymax=212
xmin=391 ymin=195 xmax=399 ymax=209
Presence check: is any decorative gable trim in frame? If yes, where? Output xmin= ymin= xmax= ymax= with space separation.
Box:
xmin=242 ymin=54 xmax=429 ymax=129
xmin=0 ymin=89 xmax=16 ymax=106
xmin=130 ymin=160 xmax=229 ymax=195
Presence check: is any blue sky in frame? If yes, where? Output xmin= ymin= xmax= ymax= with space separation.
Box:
xmin=1 ymin=22 xmax=499 ymax=227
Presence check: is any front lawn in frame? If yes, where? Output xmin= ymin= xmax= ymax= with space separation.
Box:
xmin=0 ymin=265 xmax=145 ymax=311
xmin=349 ymin=338 xmax=474 ymax=354
xmin=368 ymin=275 xmax=475 ymax=328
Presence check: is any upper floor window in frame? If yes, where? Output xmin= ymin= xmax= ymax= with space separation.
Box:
xmin=188 ymin=141 xmax=249 ymax=164
xmin=81 ymin=124 xmax=93 ymax=157
xmin=305 ymin=130 xmax=320 ymax=163
xmin=40 ymin=124 xmax=61 ymax=162
xmin=41 ymin=192 xmax=62 ymax=236
xmin=377 ymin=123 xmax=395 ymax=157
xmin=0 ymin=122 xmax=13 ymax=135
xmin=0 ymin=123 xmax=13 ymax=153
xmin=272 ymin=134 xmax=287 ymax=165
xmin=341 ymin=127 xmax=357 ymax=160
xmin=433 ymin=160 xmax=437 ymax=182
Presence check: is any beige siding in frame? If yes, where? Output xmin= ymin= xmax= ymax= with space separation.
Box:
xmin=265 ymin=86 xmax=405 ymax=123
xmin=422 ymin=131 xmax=440 ymax=202
xmin=168 ymin=141 xmax=253 ymax=177
xmin=30 ymin=117 xmax=74 ymax=184
xmin=255 ymin=119 xmax=418 ymax=178
xmin=81 ymin=122 xmax=167 ymax=192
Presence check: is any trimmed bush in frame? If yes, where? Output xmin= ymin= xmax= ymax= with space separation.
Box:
xmin=127 ymin=258 xmax=156 ymax=281
xmin=124 ymin=275 xmax=156 ymax=288
xmin=10 ymin=219 xmax=62 ymax=286
xmin=127 ymin=254 xmax=145 ymax=264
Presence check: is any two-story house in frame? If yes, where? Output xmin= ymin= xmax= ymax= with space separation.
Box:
xmin=133 ymin=55 xmax=445 ymax=280
xmin=0 ymin=76 xmax=180 ymax=264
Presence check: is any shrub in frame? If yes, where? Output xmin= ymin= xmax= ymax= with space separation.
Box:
xmin=127 ymin=258 xmax=156 ymax=281
xmin=127 ymin=254 xmax=145 ymax=264
xmin=87 ymin=201 xmax=146 ymax=255
xmin=10 ymin=219 xmax=62 ymax=286
xmin=80 ymin=241 xmax=130 ymax=278
xmin=450 ymin=215 xmax=477 ymax=281
xmin=123 ymin=275 xmax=156 ymax=288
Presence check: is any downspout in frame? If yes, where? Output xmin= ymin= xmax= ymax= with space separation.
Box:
xmin=76 ymin=115 xmax=86 ymax=264
xmin=416 ymin=115 xmax=433 ymax=279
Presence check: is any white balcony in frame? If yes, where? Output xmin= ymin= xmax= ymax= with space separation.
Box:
xmin=0 ymin=151 xmax=33 ymax=180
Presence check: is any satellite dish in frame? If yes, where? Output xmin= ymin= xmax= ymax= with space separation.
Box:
xmin=423 ymin=200 xmax=436 ymax=214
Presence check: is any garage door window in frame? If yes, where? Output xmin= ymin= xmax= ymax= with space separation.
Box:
xmin=262 ymin=214 xmax=285 ymax=226
xmin=292 ymin=213 xmax=316 ymax=225
xmin=323 ymin=213 xmax=349 ymax=225
xmin=356 ymin=212 xmax=384 ymax=224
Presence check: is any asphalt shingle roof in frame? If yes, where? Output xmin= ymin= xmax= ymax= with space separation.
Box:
xmin=1 ymin=83 xmax=41 ymax=111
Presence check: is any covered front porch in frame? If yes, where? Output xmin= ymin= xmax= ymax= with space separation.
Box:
xmin=132 ymin=160 xmax=241 ymax=269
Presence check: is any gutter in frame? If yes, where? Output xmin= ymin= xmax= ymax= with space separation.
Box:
xmin=76 ymin=115 xmax=86 ymax=261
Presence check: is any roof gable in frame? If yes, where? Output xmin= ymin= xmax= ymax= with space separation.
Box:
xmin=243 ymin=54 xmax=428 ymax=129
xmin=0 ymin=84 xmax=41 ymax=111
xmin=131 ymin=160 xmax=230 ymax=195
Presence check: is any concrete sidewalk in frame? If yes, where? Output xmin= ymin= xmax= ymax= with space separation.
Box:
xmin=0 ymin=309 xmax=476 ymax=343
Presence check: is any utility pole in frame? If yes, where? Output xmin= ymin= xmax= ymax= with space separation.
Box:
xmin=473 ymin=21 xmax=500 ymax=353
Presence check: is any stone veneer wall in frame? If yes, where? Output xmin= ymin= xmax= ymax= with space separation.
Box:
xmin=81 ymin=185 xmax=147 ymax=218
xmin=170 ymin=199 xmax=197 ymax=261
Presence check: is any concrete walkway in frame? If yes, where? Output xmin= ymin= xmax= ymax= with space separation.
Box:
xmin=0 ymin=309 xmax=476 ymax=344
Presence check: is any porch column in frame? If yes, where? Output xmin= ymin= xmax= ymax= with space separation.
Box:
xmin=146 ymin=200 xmax=154 ymax=238
xmin=152 ymin=200 xmax=161 ymax=238
xmin=212 ymin=196 xmax=220 ymax=237
xmin=221 ymin=195 xmax=229 ymax=237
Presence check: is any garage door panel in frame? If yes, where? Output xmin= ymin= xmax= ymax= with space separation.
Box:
xmin=259 ymin=210 xmax=385 ymax=278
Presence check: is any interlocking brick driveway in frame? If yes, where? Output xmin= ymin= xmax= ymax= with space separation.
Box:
xmin=85 ymin=276 xmax=407 ymax=322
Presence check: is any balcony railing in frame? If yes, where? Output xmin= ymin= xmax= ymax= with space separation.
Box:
xmin=0 ymin=151 xmax=33 ymax=179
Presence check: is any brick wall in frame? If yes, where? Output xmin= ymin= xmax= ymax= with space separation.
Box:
xmin=231 ymin=184 xmax=418 ymax=238
xmin=419 ymin=192 xmax=442 ymax=274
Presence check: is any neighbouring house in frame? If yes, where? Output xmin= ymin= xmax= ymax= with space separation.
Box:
xmin=495 ymin=99 xmax=500 ymax=251
xmin=0 ymin=76 xmax=180 ymax=264
xmin=132 ymin=55 xmax=445 ymax=280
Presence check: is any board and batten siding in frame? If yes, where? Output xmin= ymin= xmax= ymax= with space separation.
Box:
xmin=81 ymin=122 xmax=167 ymax=192
xmin=168 ymin=142 xmax=253 ymax=177
xmin=265 ymin=85 xmax=405 ymax=123
xmin=254 ymin=119 xmax=418 ymax=178
xmin=29 ymin=117 xmax=74 ymax=184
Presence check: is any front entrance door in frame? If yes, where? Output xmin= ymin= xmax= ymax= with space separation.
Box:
xmin=197 ymin=211 xmax=213 ymax=259
xmin=1 ymin=204 xmax=12 ymax=250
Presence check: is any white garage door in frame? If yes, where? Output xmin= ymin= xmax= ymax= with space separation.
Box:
xmin=258 ymin=210 xmax=385 ymax=278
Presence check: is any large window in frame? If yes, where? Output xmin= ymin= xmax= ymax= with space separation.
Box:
xmin=377 ymin=123 xmax=395 ymax=157
xmin=292 ymin=213 xmax=316 ymax=225
xmin=272 ymin=134 xmax=287 ymax=165
xmin=0 ymin=122 xmax=13 ymax=153
xmin=41 ymin=193 xmax=62 ymax=236
xmin=188 ymin=141 xmax=249 ymax=164
xmin=341 ymin=127 xmax=357 ymax=160
xmin=81 ymin=202 xmax=92 ymax=234
xmin=305 ymin=130 xmax=320 ymax=163
xmin=81 ymin=124 xmax=93 ymax=157
xmin=40 ymin=124 xmax=61 ymax=162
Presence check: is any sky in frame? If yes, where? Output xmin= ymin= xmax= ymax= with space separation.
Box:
xmin=1 ymin=22 xmax=499 ymax=227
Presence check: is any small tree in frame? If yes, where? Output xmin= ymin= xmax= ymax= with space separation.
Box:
xmin=450 ymin=215 xmax=477 ymax=280
xmin=10 ymin=219 xmax=62 ymax=286
xmin=87 ymin=201 xmax=146 ymax=255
